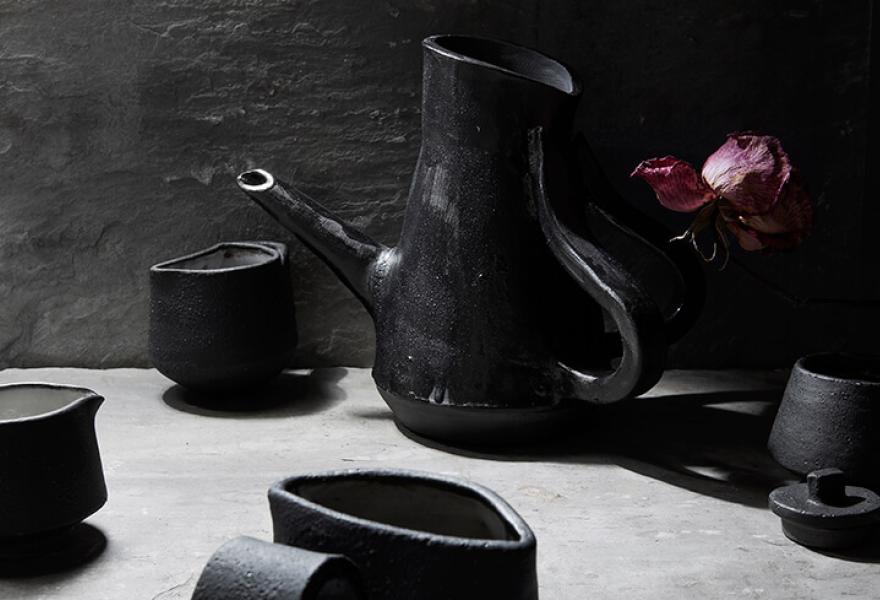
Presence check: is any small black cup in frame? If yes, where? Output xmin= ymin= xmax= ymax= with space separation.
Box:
xmin=769 ymin=353 xmax=880 ymax=486
xmin=0 ymin=383 xmax=108 ymax=575
xmin=0 ymin=384 xmax=106 ymax=539
xmin=192 ymin=536 xmax=365 ymax=600
xmin=149 ymin=241 xmax=297 ymax=393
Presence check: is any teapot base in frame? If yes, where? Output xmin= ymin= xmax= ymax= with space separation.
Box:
xmin=378 ymin=387 xmax=587 ymax=448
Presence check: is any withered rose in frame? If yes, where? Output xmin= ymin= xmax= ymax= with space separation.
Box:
xmin=631 ymin=133 xmax=813 ymax=264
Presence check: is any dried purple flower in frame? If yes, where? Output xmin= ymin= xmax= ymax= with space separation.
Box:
xmin=632 ymin=133 xmax=813 ymax=265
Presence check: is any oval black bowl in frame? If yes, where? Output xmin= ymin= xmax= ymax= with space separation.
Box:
xmin=269 ymin=468 xmax=537 ymax=600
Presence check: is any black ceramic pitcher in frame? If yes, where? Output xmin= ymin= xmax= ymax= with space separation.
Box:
xmin=238 ymin=35 xmax=702 ymax=444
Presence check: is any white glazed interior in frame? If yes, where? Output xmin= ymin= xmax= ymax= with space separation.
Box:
xmin=295 ymin=479 xmax=519 ymax=541
xmin=156 ymin=245 xmax=273 ymax=272
xmin=0 ymin=385 xmax=89 ymax=421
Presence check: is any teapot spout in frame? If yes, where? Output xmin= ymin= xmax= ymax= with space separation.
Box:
xmin=237 ymin=169 xmax=387 ymax=313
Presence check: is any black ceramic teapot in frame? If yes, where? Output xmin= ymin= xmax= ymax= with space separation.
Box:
xmin=238 ymin=35 xmax=702 ymax=445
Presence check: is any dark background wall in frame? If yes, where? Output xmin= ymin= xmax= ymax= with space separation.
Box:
xmin=0 ymin=0 xmax=877 ymax=369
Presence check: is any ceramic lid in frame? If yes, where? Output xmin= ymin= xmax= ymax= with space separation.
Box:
xmin=769 ymin=468 xmax=880 ymax=529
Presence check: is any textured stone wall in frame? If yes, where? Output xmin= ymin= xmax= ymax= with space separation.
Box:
xmin=0 ymin=0 xmax=876 ymax=368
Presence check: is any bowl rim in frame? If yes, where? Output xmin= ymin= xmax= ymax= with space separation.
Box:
xmin=794 ymin=352 xmax=880 ymax=388
xmin=150 ymin=241 xmax=283 ymax=275
xmin=0 ymin=382 xmax=102 ymax=426
xmin=269 ymin=468 xmax=536 ymax=550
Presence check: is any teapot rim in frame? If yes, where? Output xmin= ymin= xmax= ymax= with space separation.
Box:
xmin=423 ymin=34 xmax=582 ymax=97
xmin=270 ymin=468 xmax=536 ymax=549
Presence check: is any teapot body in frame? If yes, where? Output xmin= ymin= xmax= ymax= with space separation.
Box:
xmin=371 ymin=37 xmax=607 ymax=442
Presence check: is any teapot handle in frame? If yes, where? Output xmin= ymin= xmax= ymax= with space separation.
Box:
xmin=528 ymin=127 xmax=666 ymax=402
xmin=571 ymin=134 xmax=706 ymax=343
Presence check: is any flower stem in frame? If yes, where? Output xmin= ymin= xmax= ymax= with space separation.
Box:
xmin=714 ymin=213 xmax=731 ymax=270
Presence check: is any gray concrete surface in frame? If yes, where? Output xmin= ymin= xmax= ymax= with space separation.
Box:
xmin=0 ymin=367 xmax=878 ymax=599
xmin=1 ymin=1 xmax=877 ymax=370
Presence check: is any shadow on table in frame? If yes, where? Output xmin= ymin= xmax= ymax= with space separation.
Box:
xmin=0 ymin=523 xmax=107 ymax=579
xmin=162 ymin=368 xmax=347 ymax=419
xmin=815 ymin=536 xmax=880 ymax=563
xmin=348 ymin=405 xmax=395 ymax=421
xmin=406 ymin=387 xmax=797 ymax=510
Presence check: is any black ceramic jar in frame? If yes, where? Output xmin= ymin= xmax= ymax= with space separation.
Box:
xmin=769 ymin=353 xmax=880 ymax=485
xmin=149 ymin=241 xmax=297 ymax=392
xmin=269 ymin=469 xmax=538 ymax=600
xmin=0 ymin=383 xmax=106 ymax=540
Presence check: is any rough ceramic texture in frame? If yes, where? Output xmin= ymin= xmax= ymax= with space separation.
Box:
xmin=149 ymin=241 xmax=297 ymax=392
xmin=0 ymin=1 xmax=876 ymax=369
xmin=6 ymin=367 xmax=880 ymax=599
xmin=269 ymin=469 xmax=538 ymax=600
xmin=239 ymin=37 xmax=704 ymax=443
xmin=769 ymin=469 xmax=880 ymax=550
xmin=768 ymin=353 xmax=880 ymax=486
xmin=191 ymin=536 xmax=365 ymax=600
xmin=0 ymin=384 xmax=106 ymax=538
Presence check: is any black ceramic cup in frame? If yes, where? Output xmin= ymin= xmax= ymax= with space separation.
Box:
xmin=0 ymin=384 xmax=106 ymax=540
xmin=768 ymin=353 xmax=880 ymax=485
xmin=191 ymin=536 xmax=365 ymax=600
xmin=149 ymin=241 xmax=297 ymax=392
xmin=269 ymin=469 xmax=538 ymax=600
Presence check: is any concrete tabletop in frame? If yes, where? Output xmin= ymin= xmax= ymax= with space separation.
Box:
xmin=1 ymin=367 xmax=878 ymax=599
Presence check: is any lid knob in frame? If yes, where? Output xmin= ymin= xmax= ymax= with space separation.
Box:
xmin=807 ymin=468 xmax=848 ymax=505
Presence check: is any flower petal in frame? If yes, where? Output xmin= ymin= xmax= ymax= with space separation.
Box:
xmin=737 ymin=173 xmax=813 ymax=250
xmin=701 ymin=133 xmax=792 ymax=214
xmin=725 ymin=220 xmax=767 ymax=251
xmin=631 ymin=156 xmax=716 ymax=213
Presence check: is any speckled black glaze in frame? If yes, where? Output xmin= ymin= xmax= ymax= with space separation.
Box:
xmin=769 ymin=353 xmax=880 ymax=486
xmin=269 ymin=469 xmax=537 ymax=600
xmin=149 ymin=241 xmax=297 ymax=393
xmin=191 ymin=536 xmax=365 ymax=600
xmin=239 ymin=35 xmax=701 ymax=444
xmin=769 ymin=469 xmax=880 ymax=549
xmin=0 ymin=384 xmax=106 ymax=540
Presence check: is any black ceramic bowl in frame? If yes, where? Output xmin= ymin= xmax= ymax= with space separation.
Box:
xmin=269 ymin=469 xmax=537 ymax=600
xmin=769 ymin=353 xmax=880 ymax=485
xmin=0 ymin=383 xmax=106 ymax=540
xmin=149 ymin=241 xmax=297 ymax=393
